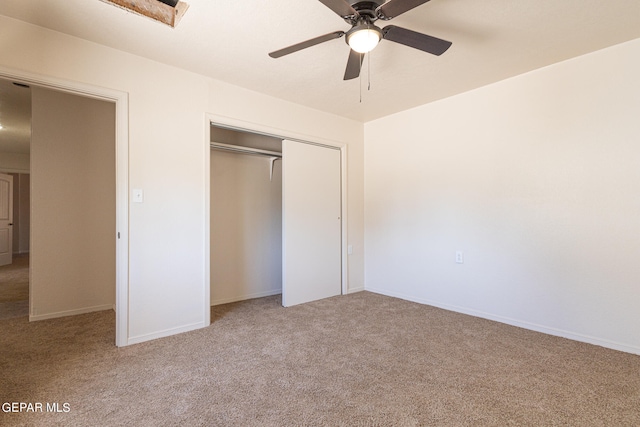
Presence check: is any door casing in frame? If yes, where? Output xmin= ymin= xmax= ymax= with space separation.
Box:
xmin=205 ymin=114 xmax=348 ymax=316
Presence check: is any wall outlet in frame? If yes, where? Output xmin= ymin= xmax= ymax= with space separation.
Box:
xmin=455 ymin=251 xmax=464 ymax=264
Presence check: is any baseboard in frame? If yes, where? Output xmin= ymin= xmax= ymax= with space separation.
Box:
xmin=127 ymin=321 xmax=207 ymax=346
xmin=366 ymin=287 xmax=640 ymax=356
xmin=30 ymin=303 xmax=114 ymax=322
xmin=347 ymin=286 xmax=365 ymax=294
xmin=211 ymin=289 xmax=281 ymax=306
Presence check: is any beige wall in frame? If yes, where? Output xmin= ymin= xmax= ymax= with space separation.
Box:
xmin=30 ymin=87 xmax=115 ymax=318
xmin=210 ymin=150 xmax=282 ymax=304
xmin=365 ymin=38 xmax=640 ymax=354
xmin=0 ymin=152 xmax=29 ymax=173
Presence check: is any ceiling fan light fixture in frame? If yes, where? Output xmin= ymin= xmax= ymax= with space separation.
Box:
xmin=346 ymin=24 xmax=382 ymax=53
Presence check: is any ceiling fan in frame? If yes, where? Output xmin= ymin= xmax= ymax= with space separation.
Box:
xmin=268 ymin=0 xmax=452 ymax=80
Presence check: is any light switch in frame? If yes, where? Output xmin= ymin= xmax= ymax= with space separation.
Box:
xmin=133 ymin=189 xmax=144 ymax=203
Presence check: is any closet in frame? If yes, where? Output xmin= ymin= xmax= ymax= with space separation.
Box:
xmin=210 ymin=124 xmax=342 ymax=308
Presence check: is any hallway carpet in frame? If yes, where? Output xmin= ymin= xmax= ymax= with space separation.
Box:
xmin=0 ymin=253 xmax=29 ymax=320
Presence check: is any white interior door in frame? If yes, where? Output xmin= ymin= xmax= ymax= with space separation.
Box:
xmin=282 ymin=140 xmax=341 ymax=307
xmin=0 ymin=173 xmax=14 ymax=267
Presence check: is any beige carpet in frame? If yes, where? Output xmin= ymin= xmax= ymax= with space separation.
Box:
xmin=1 ymin=292 xmax=639 ymax=426
xmin=0 ymin=254 xmax=29 ymax=320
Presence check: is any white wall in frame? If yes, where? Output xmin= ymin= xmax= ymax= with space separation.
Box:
xmin=0 ymin=14 xmax=364 ymax=343
xmin=365 ymin=39 xmax=640 ymax=354
xmin=30 ymin=87 xmax=115 ymax=319
xmin=210 ymin=150 xmax=282 ymax=304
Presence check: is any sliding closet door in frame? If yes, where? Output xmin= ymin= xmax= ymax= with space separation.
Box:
xmin=282 ymin=140 xmax=341 ymax=307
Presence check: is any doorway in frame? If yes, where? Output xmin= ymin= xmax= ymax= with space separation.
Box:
xmin=0 ymin=78 xmax=31 ymax=319
xmin=0 ymin=172 xmax=29 ymax=319
xmin=30 ymin=86 xmax=116 ymax=321
xmin=0 ymin=70 xmax=129 ymax=346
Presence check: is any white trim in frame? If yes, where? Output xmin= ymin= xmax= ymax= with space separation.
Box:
xmin=340 ymin=145 xmax=348 ymax=296
xmin=127 ymin=321 xmax=208 ymax=346
xmin=206 ymin=113 xmax=349 ymax=298
xmin=367 ymin=287 xmax=640 ymax=356
xmin=208 ymin=115 xmax=346 ymax=150
xmin=203 ymin=115 xmax=212 ymax=326
xmin=30 ymin=304 xmax=114 ymax=321
xmin=0 ymin=66 xmax=130 ymax=347
xmin=211 ymin=289 xmax=281 ymax=306
xmin=114 ymin=88 xmax=129 ymax=348
xmin=347 ymin=286 xmax=364 ymax=294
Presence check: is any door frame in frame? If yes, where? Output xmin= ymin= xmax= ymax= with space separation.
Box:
xmin=204 ymin=113 xmax=349 ymax=313
xmin=0 ymin=66 xmax=130 ymax=347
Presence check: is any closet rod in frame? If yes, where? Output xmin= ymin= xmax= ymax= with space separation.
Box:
xmin=210 ymin=142 xmax=282 ymax=158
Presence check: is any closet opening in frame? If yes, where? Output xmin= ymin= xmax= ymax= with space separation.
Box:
xmin=209 ymin=125 xmax=284 ymax=307
xmin=209 ymin=122 xmax=345 ymax=311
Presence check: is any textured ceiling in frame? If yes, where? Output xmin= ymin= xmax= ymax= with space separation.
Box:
xmin=0 ymin=0 xmax=639 ymax=126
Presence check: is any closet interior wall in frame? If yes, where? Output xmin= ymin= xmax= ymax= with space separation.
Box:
xmin=210 ymin=125 xmax=283 ymax=306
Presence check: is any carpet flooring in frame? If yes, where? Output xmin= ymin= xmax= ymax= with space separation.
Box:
xmin=0 ymin=254 xmax=29 ymax=320
xmin=1 ymin=292 xmax=639 ymax=426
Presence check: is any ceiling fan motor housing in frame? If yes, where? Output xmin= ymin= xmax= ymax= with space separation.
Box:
xmin=346 ymin=1 xmax=384 ymax=22
xmin=348 ymin=0 xmax=384 ymax=9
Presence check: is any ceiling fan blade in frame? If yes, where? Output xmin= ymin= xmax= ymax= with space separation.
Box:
xmin=376 ymin=0 xmax=431 ymax=20
xmin=269 ymin=31 xmax=345 ymax=58
xmin=382 ymin=25 xmax=452 ymax=55
xmin=344 ymin=49 xmax=364 ymax=80
xmin=318 ymin=0 xmax=358 ymax=18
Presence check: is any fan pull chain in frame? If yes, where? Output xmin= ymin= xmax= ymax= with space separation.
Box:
xmin=368 ymin=50 xmax=371 ymax=91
